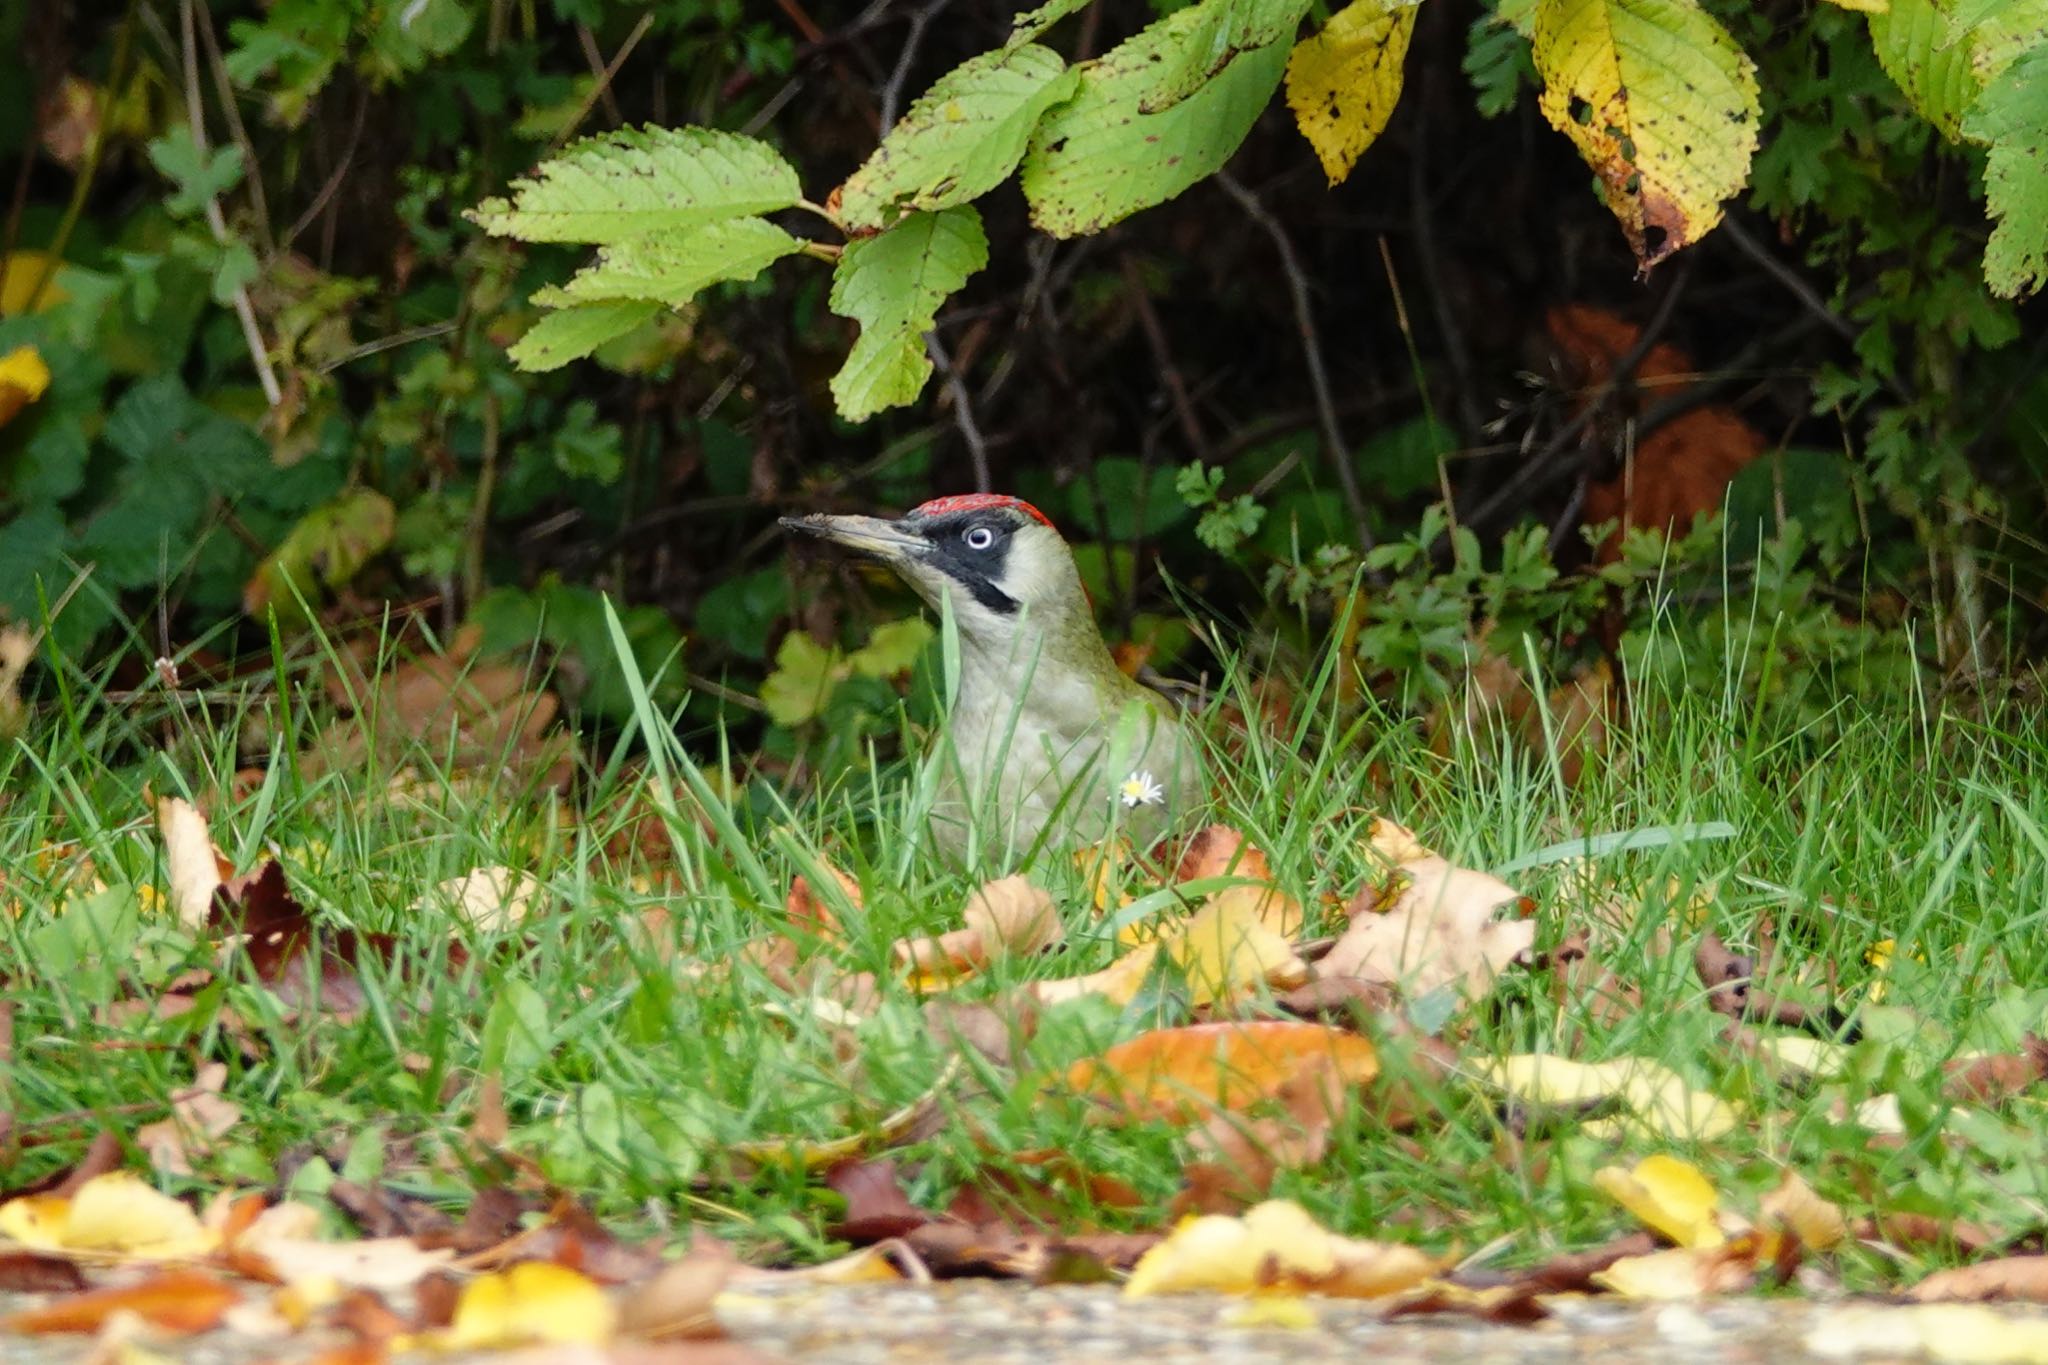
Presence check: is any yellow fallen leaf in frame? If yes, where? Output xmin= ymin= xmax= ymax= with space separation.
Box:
xmin=1125 ymin=1200 xmax=1436 ymax=1299
xmin=1594 ymin=1155 xmax=1726 ymax=1248
xmin=1221 ymin=1296 xmax=1321 ymax=1329
xmin=0 ymin=1172 xmax=218 ymax=1259
xmin=441 ymin=1262 xmax=616 ymax=1349
xmin=155 ymin=796 xmax=224 ymax=930
xmin=1032 ymin=941 xmax=1160 ymax=1007
xmin=1477 ymin=1053 xmax=1740 ymax=1140
xmin=1165 ymin=891 xmax=1309 ymax=1006
xmin=1750 ymin=1034 xmax=1849 ymax=1081
xmin=1806 ymin=1304 xmax=2048 ymax=1362
xmin=1365 ymin=817 xmax=1433 ymax=866
xmin=428 ymin=866 xmax=543 ymax=932
xmin=1593 ymin=1238 xmax=1759 ymax=1300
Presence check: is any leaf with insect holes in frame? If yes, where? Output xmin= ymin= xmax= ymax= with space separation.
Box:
xmin=507 ymin=300 xmax=660 ymax=372
xmin=538 ymin=218 xmax=804 ymax=309
xmin=1531 ymin=0 xmax=1759 ymax=270
xmin=1021 ymin=7 xmax=1289 ymax=238
xmin=1962 ymin=47 xmax=2048 ymax=299
xmin=1130 ymin=0 xmax=1314 ymax=115
xmin=828 ymin=206 xmax=988 ymax=421
xmin=469 ymin=126 xmax=800 ymax=243
xmin=1285 ymin=0 xmax=1419 ymax=184
xmin=1008 ymin=0 xmax=1094 ymax=47
xmin=840 ymin=46 xmax=1081 ymax=231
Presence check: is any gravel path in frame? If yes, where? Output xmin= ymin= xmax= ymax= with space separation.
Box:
xmin=6 ymin=1282 xmax=2046 ymax=1362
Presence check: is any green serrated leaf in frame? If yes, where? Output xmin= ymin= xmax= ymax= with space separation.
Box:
xmin=840 ymin=46 xmax=1080 ymax=231
xmin=1962 ymin=46 xmax=2048 ymax=299
xmin=827 ymin=206 xmax=988 ymax=422
xmin=1139 ymin=0 xmax=1316 ymax=115
xmin=539 ymin=218 xmax=803 ymax=308
xmin=469 ymin=126 xmax=801 ymax=244
xmin=1868 ymin=0 xmax=1981 ymax=139
xmin=507 ymin=300 xmax=659 ymax=372
xmin=245 ymin=489 xmax=396 ymax=623
xmin=1009 ymin=0 xmax=1095 ymax=48
xmin=1021 ymin=9 xmax=1289 ymax=239
xmin=760 ymin=630 xmax=841 ymax=727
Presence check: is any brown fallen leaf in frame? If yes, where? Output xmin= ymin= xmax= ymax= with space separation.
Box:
xmin=1167 ymin=826 xmax=1301 ymax=937
xmin=329 ymin=1180 xmax=457 ymax=1242
xmin=1316 ymin=856 xmax=1534 ymax=1003
xmin=895 ymin=875 xmax=1062 ymax=979
xmin=1 ymin=1267 xmax=241 ymax=1334
xmin=1911 ymin=1255 xmax=2048 ymax=1303
xmin=1272 ymin=975 xmax=1397 ymax=1024
xmin=616 ymin=1241 xmax=736 ymax=1340
xmin=825 ymin=1159 xmax=940 ymax=1244
xmin=1942 ymin=1035 xmax=2048 ymax=1104
xmin=0 ymin=1250 xmax=87 ymax=1293
xmin=923 ymin=998 xmax=1036 ymax=1069
xmin=1067 ymin=1020 xmax=1379 ymax=1123
xmin=785 ymin=862 xmax=861 ymax=937
xmin=135 ymin=1061 xmax=243 ymax=1177
xmin=1693 ymin=931 xmax=1821 ymax=1029
xmin=1174 ymin=1052 xmax=1347 ymax=1215
xmin=1383 ymin=1281 xmax=1550 ymax=1324
xmin=1855 ymin=1211 xmax=2001 ymax=1256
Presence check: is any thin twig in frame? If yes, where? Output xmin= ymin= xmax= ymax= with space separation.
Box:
xmin=180 ymin=0 xmax=280 ymax=407
xmin=282 ymin=89 xmax=367 ymax=251
xmin=1462 ymin=257 xmax=1694 ymax=530
xmin=575 ymin=22 xmax=626 ymax=125
xmin=879 ymin=0 xmax=955 ymax=132
xmin=1719 ymin=217 xmax=1856 ymax=343
xmin=1122 ymin=256 xmax=1207 ymax=461
xmin=549 ymin=13 xmax=654 ymax=152
xmin=927 ymin=334 xmax=992 ymax=492
xmin=194 ymin=0 xmax=271 ymax=251
xmin=317 ymin=319 xmax=459 ymax=374
xmin=1216 ymin=171 xmax=1371 ymax=550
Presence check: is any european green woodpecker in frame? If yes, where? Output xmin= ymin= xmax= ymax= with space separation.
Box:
xmin=782 ymin=494 xmax=1204 ymax=860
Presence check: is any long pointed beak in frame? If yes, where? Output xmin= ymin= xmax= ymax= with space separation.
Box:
xmin=779 ymin=513 xmax=928 ymax=564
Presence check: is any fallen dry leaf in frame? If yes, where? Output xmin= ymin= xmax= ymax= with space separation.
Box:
xmin=0 ymin=1171 xmax=217 ymax=1259
xmin=1759 ymin=1170 xmax=1847 ymax=1254
xmin=785 ymin=862 xmax=861 ymax=937
xmin=1594 ymin=1154 xmax=1731 ymax=1249
xmin=1911 ymin=1255 xmax=2048 ymax=1304
xmin=135 ymin=1062 xmax=243 ymax=1177
xmin=896 ymin=875 xmax=1061 ymax=979
xmin=1475 ymin=1053 xmax=1739 ymax=1140
xmin=1067 ymin=1020 xmax=1378 ymax=1123
xmin=0 ymin=1250 xmax=87 ymax=1293
xmin=1175 ymin=1052 xmax=1346 ymax=1213
xmin=1169 ymin=826 xmax=1301 ymax=937
xmin=439 ymin=1261 xmax=618 ymax=1349
xmin=156 ymin=795 xmax=229 ymax=929
xmin=1 ymin=1267 xmax=241 ymax=1334
xmin=1124 ymin=1199 xmax=1438 ymax=1299
xmin=1317 ymin=855 xmax=1534 ymax=1003
xmin=1943 ymin=1035 xmax=2048 ymax=1105
xmin=615 ymin=1242 xmax=736 ymax=1340
xmin=824 ymin=1159 xmax=937 ymax=1244
xmin=428 ymin=866 xmax=544 ymax=933
xmin=1591 ymin=1238 xmax=1761 ymax=1300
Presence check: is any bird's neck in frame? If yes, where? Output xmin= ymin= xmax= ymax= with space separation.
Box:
xmin=953 ymin=607 xmax=1134 ymax=731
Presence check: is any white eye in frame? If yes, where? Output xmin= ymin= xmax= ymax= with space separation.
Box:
xmin=963 ymin=526 xmax=996 ymax=551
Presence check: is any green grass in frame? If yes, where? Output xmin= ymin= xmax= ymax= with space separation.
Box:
xmin=3 ymin=599 xmax=2046 ymax=1288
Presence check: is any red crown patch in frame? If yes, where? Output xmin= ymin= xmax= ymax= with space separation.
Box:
xmin=910 ymin=493 xmax=1054 ymax=528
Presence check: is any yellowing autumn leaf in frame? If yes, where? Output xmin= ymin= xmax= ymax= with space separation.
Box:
xmin=439 ymin=1262 xmax=617 ymax=1349
xmin=1067 ymin=1020 xmax=1378 ymax=1121
xmin=1126 ymin=1199 xmax=1438 ymax=1298
xmin=1593 ymin=1238 xmax=1760 ymax=1299
xmin=1475 ymin=1053 xmax=1739 ymax=1139
xmin=0 ymin=344 xmax=52 ymax=428
xmin=1531 ymin=0 xmax=1760 ymax=269
xmin=0 ymin=1173 xmax=218 ymax=1259
xmin=1594 ymin=1155 xmax=1728 ymax=1248
xmin=1165 ymin=891 xmax=1309 ymax=1006
xmin=1033 ymin=940 xmax=1161 ymax=1006
xmin=1285 ymin=0 xmax=1418 ymax=184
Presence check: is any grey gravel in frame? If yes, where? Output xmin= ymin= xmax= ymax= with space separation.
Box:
xmin=8 ymin=1282 xmax=2048 ymax=1362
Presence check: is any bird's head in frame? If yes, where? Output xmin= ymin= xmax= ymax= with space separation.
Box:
xmin=781 ymin=494 xmax=1091 ymax=646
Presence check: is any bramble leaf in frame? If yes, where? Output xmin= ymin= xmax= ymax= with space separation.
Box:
xmin=507 ymin=300 xmax=660 ymax=372
xmin=1008 ymin=0 xmax=1094 ymax=48
xmin=1021 ymin=8 xmax=1289 ymax=238
xmin=1285 ymin=0 xmax=1419 ymax=184
xmin=1961 ymin=46 xmax=2048 ymax=299
xmin=1867 ymin=0 xmax=1981 ymax=139
xmin=827 ymin=206 xmax=988 ymax=422
xmin=469 ymin=127 xmax=800 ymax=244
xmin=1531 ymin=0 xmax=1760 ymax=270
xmin=538 ymin=218 xmax=803 ymax=308
xmin=1137 ymin=0 xmax=1315 ymax=115
xmin=839 ymin=46 xmax=1080 ymax=231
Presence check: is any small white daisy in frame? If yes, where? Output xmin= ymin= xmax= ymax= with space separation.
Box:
xmin=1118 ymin=770 xmax=1165 ymax=808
